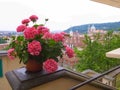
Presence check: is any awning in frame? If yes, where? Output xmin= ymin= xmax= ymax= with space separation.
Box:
xmin=91 ymin=0 xmax=120 ymax=8
xmin=106 ymin=48 xmax=120 ymax=59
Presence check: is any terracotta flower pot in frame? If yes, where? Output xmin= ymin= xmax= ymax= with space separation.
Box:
xmin=26 ymin=59 xmax=43 ymax=72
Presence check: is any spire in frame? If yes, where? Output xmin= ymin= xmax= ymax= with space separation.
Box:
xmin=88 ymin=25 xmax=91 ymax=33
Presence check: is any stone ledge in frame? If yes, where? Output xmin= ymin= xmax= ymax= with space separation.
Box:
xmin=5 ymin=67 xmax=64 ymax=90
xmin=5 ymin=67 xmax=116 ymax=90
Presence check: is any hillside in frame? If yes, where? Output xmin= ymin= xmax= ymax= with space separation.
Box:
xmin=64 ymin=21 xmax=120 ymax=34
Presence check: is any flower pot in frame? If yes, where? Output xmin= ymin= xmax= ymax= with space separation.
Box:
xmin=26 ymin=59 xmax=43 ymax=72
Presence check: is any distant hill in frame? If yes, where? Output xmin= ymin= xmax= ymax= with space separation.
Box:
xmin=64 ymin=21 xmax=120 ymax=34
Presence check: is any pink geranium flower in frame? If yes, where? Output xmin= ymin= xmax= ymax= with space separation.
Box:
xmin=65 ymin=46 xmax=74 ymax=58
xmin=16 ymin=25 xmax=26 ymax=32
xmin=60 ymin=32 xmax=66 ymax=35
xmin=22 ymin=19 xmax=30 ymax=25
xmin=43 ymin=59 xmax=58 ymax=73
xmin=29 ymin=15 xmax=38 ymax=22
xmin=7 ymin=48 xmax=15 ymax=60
xmin=28 ymin=40 xmax=42 ymax=56
xmin=42 ymin=32 xmax=52 ymax=40
xmin=37 ymin=26 xmax=49 ymax=35
xmin=52 ymin=33 xmax=64 ymax=42
xmin=24 ymin=27 xmax=38 ymax=39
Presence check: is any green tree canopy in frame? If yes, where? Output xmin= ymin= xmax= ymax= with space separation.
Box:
xmin=0 ymin=37 xmax=7 ymax=44
xmin=75 ymin=31 xmax=120 ymax=73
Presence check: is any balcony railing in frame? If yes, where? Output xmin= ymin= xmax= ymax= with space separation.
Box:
xmin=0 ymin=50 xmax=118 ymax=90
xmin=70 ymin=65 xmax=120 ymax=90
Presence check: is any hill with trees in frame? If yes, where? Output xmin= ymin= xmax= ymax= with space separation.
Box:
xmin=64 ymin=21 xmax=120 ymax=34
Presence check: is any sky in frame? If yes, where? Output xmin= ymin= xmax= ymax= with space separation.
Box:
xmin=0 ymin=0 xmax=120 ymax=32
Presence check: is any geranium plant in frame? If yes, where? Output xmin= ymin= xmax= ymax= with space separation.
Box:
xmin=7 ymin=15 xmax=74 ymax=73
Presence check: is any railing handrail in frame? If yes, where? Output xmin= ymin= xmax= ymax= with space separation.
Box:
xmin=0 ymin=43 xmax=9 ymax=45
xmin=70 ymin=65 xmax=120 ymax=90
xmin=0 ymin=50 xmax=7 ymax=56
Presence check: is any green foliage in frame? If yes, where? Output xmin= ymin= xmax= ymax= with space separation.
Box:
xmin=116 ymin=74 xmax=120 ymax=89
xmin=0 ymin=37 xmax=7 ymax=44
xmin=75 ymin=31 xmax=120 ymax=73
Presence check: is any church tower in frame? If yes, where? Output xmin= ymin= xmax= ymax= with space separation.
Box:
xmin=91 ymin=24 xmax=96 ymax=32
xmin=88 ymin=24 xmax=96 ymax=34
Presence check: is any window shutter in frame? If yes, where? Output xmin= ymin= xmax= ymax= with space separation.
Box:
xmin=0 ymin=59 xmax=3 ymax=77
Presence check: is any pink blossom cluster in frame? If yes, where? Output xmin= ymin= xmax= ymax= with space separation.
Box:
xmin=24 ymin=27 xmax=38 ymax=39
xmin=29 ymin=15 xmax=38 ymax=22
xmin=43 ymin=59 xmax=58 ymax=73
xmin=28 ymin=40 xmax=42 ymax=56
xmin=17 ymin=25 xmax=27 ymax=32
xmin=42 ymin=32 xmax=52 ymax=39
xmin=52 ymin=33 xmax=65 ymax=42
xmin=42 ymin=32 xmax=65 ymax=42
xmin=7 ymin=48 xmax=15 ymax=60
xmin=37 ymin=26 xmax=49 ymax=35
xmin=60 ymin=32 xmax=67 ymax=36
xmin=65 ymin=46 xmax=74 ymax=58
xmin=16 ymin=15 xmax=39 ymax=32
xmin=22 ymin=19 xmax=30 ymax=25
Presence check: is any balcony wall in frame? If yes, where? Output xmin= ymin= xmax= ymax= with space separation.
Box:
xmin=0 ymin=51 xmax=117 ymax=90
xmin=0 ymin=54 xmax=24 ymax=90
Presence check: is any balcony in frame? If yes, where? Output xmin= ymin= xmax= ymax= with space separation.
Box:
xmin=0 ymin=50 xmax=117 ymax=90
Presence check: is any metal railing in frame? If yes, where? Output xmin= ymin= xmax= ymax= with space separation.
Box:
xmin=70 ymin=65 xmax=120 ymax=90
xmin=0 ymin=50 xmax=7 ymax=57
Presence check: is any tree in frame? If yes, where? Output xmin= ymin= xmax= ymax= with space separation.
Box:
xmin=75 ymin=31 xmax=120 ymax=73
xmin=0 ymin=37 xmax=7 ymax=44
